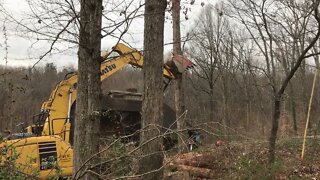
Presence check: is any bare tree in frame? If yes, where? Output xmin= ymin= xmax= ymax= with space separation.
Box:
xmin=172 ymin=0 xmax=189 ymax=152
xmin=138 ymin=0 xmax=167 ymax=179
xmin=73 ymin=0 xmax=102 ymax=179
xmin=187 ymin=4 xmax=240 ymax=133
xmin=0 ymin=0 xmax=143 ymax=69
xmin=228 ymin=0 xmax=320 ymax=163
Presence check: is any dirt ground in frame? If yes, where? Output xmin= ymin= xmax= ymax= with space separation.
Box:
xmin=164 ymin=137 xmax=320 ymax=179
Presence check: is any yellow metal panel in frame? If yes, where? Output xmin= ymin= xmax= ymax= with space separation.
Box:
xmin=1 ymin=136 xmax=73 ymax=179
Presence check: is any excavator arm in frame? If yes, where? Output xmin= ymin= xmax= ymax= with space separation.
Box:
xmin=38 ymin=43 xmax=193 ymax=142
xmin=102 ymin=43 xmax=177 ymax=79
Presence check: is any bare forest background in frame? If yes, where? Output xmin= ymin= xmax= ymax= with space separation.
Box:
xmin=0 ymin=56 xmax=317 ymax=139
xmin=2 ymin=0 xmax=320 ymax=178
xmin=2 ymin=1 xmax=320 ymax=140
xmin=1 ymin=1 xmax=320 ymax=143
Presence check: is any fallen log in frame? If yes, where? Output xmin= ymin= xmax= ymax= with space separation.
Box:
xmin=169 ymin=163 xmax=215 ymax=179
xmin=168 ymin=153 xmax=215 ymax=169
xmin=171 ymin=159 xmax=213 ymax=169
xmin=165 ymin=171 xmax=191 ymax=180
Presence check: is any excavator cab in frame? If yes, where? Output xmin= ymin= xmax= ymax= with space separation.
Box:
xmin=33 ymin=111 xmax=49 ymax=134
xmin=24 ymin=111 xmax=49 ymax=136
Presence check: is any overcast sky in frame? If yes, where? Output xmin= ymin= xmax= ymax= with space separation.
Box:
xmin=0 ymin=0 xmax=212 ymax=70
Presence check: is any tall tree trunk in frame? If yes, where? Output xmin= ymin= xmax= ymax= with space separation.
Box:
xmin=268 ymin=1 xmax=320 ymax=164
xmin=138 ymin=0 xmax=166 ymax=179
xmin=269 ymin=96 xmax=281 ymax=164
xmin=172 ymin=0 xmax=188 ymax=152
xmin=288 ymin=82 xmax=298 ymax=134
xmin=300 ymin=61 xmax=309 ymax=126
xmin=209 ymin=88 xmax=215 ymax=124
xmin=7 ymin=84 xmax=14 ymax=132
xmin=73 ymin=0 xmax=102 ymax=179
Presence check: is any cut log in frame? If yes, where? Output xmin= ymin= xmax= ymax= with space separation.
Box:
xmin=172 ymin=159 xmax=213 ymax=168
xmin=165 ymin=171 xmax=191 ymax=180
xmin=169 ymin=163 xmax=215 ymax=179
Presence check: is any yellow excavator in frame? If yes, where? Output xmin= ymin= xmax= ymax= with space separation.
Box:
xmin=0 ymin=43 xmax=193 ymax=179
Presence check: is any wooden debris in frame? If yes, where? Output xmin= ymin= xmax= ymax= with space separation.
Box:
xmin=166 ymin=152 xmax=215 ymax=179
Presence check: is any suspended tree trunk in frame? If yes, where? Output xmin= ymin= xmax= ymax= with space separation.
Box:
xmin=138 ymin=0 xmax=167 ymax=179
xmin=172 ymin=0 xmax=188 ymax=152
xmin=73 ymin=0 xmax=102 ymax=179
